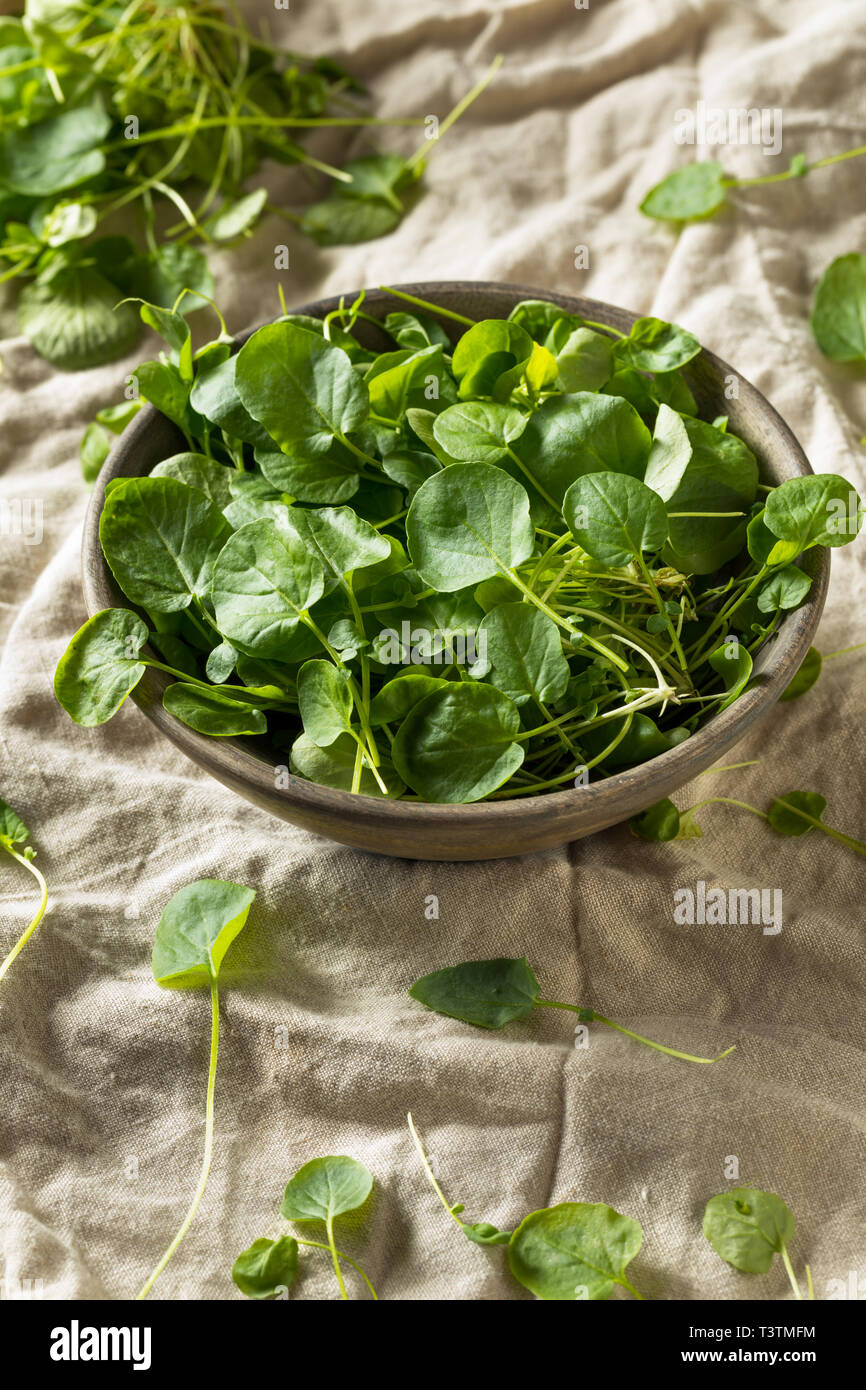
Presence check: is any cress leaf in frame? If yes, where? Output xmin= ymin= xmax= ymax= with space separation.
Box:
xmin=508 ymin=1202 xmax=643 ymax=1301
xmin=280 ymin=1156 xmax=373 ymax=1223
xmin=409 ymin=956 xmax=540 ymax=1029
xmin=703 ymin=1187 xmax=796 ymax=1275
xmin=151 ymin=878 xmax=256 ymax=988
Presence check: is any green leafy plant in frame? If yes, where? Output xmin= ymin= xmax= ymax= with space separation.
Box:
xmin=704 ymin=1187 xmax=813 ymax=1300
xmin=811 ymin=253 xmax=866 ymax=363
xmin=136 ymin=878 xmax=255 ymax=1300
xmin=780 ymin=641 xmax=866 ymax=702
xmin=232 ymin=1157 xmax=378 ymax=1300
xmin=54 ymin=288 xmax=862 ymax=803
xmin=0 ymin=794 xmax=48 ymax=984
xmin=0 ymin=2 xmax=499 ymax=366
xmin=408 ymin=956 xmax=735 ymax=1064
xmin=633 ymin=778 xmax=866 ymax=861
xmin=408 ymin=1115 xmax=644 ymax=1300
xmin=640 ymin=145 xmax=866 ymax=224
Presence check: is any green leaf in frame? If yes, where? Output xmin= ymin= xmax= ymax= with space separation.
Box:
xmin=392 ymin=683 xmax=524 ymax=802
xmin=211 ymin=519 xmax=325 ymax=658
xmin=232 ymin=1236 xmax=298 ymax=1299
xmin=756 ymin=564 xmax=811 ymax=614
xmin=406 ymin=463 xmax=534 ymax=592
xmin=205 ymin=639 xmax=237 ymax=684
xmin=189 ymin=356 xmax=272 ymax=449
xmin=124 ymin=243 xmax=214 ymax=315
xmin=507 ymin=298 xmax=578 ymax=342
xmin=525 ymin=393 xmax=651 ymax=488
xmin=152 ymin=878 xmax=256 ymax=988
xmin=289 ymin=732 xmax=404 ymax=797
xmin=640 ymin=161 xmax=727 ymax=222
xmin=409 ymin=956 xmax=539 ymax=1029
xmin=203 ymin=188 xmax=268 ymax=241
xmin=235 ymin=321 xmax=368 ymax=455
xmin=0 ymin=797 xmax=30 ymax=851
xmin=554 ymin=326 xmax=614 ymax=393
xmin=19 ymin=266 xmax=141 ymax=370
xmin=54 ymin=609 xmax=148 ymax=726
xmin=365 ymin=344 xmax=450 ymax=422
xmin=297 ymin=505 xmax=390 ymax=585
xmin=629 ymin=797 xmax=680 ymax=841
xmin=150 ymin=453 xmax=234 ymax=508
xmin=256 ymin=441 xmax=361 ymax=505
xmin=369 ymin=673 xmax=448 ymax=726
xmin=99 ymin=476 xmax=230 ymax=614
xmin=564 ymin=471 xmax=668 ymax=567
xmin=463 ymin=1222 xmax=513 ymax=1246
xmin=661 ymin=417 xmax=758 ymax=574
xmin=341 ymin=153 xmax=417 ymax=205
xmin=614 ymin=317 xmax=701 ymax=373
xmin=767 ymin=790 xmax=827 ymax=837
xmin=381 ymin=449 xmax=441 ymax=495
xmin=300 ymin=196 xmax=402 ymax=246
xmin=764 ymin=473 xmax=862 ymax=551
xmin=33 ymin=200 xmax=97 ymax=247
xmin=280 ymin=1156 xmax=373 ymax=1223
xmin=703 ymin=1187 xmax=795 ymax=1275
xmin=432 ymin=401 xmax=527 ymax=463
xmin=163 ymin=684 xmax=267 ymax=737
xmin=384 ymin=311 xmax=450 ymax=351
xmin=707 ymin=640 xmax=753 ymax=709
xmin=643 ymin=403 xmax=692 ymax=500
xmin=80 ymin=422 xmax=111 ymax=483
xmin=508 ymin=1202 xmax=643 ymax=1300
xmin=583 ymin=713 xmax=689 ymax=768
xmin=779 ymin=646 xmax=822 ymax=702
xmin=477 ymin=602 xmax=569 ymax=706
xmin=297 ymin=659 xmax=354 ymax=746
xmin=810 ymin=253 xmax=866 ymax=361
xmin=450 ymin=319 xmax=533 ymax=399
xmin=0 ymin=95 xmax=109 ymax=195
xmin=746 ymin=509 xmax=800 ymax=568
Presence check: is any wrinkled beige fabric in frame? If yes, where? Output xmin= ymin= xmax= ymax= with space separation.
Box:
xmin=1 ymin=0 xmax=864 ymax=1302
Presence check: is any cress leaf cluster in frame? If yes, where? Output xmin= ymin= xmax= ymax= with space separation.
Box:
xmin=54 ymin=289 xmax=862 ymax=805
xmin=233 ymin=1156 xmax=378 ymax=1300
xmin=0 ymin=2 xmax=497 ymax=368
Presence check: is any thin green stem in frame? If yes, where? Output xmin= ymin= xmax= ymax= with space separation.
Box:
xmin=780 ymin=1244 xmax=803 ymax=1301
xmin=534 ymin=1000 xmax=736 ymax=1065
xmin=136 ymin=977 xmax=220 ymax=1299
xmin=823 ymin=641 xmax=866 ymax=661
xmin=407 ymin=1112 xmax=465 ymax=1231
xmin=730 ymin=143 xmax=866 ymax=189
xmin=0 ymin=850 xmax=49 ymax=983
xmin=378 ymin=286 xmax=475 ymax=326
xmin=102 ymin=113 xmax=425 ymax=153
xmin=406 ymin=54 xmax=503 ymax=169
xmin=772 ymin=798 xmax=866 ymax=859
xmin=620 ymin=1276 xmax=645 ymax=1301
xmin=326 ymin=1216 xmax=349 ymax=1300
xmin=504 ymin=445 xmax=560 ymax=513
xmin=294 ymin=1238 xmax=378 ymax=1300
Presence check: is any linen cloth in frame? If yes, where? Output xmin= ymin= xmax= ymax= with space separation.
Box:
xmin=1 ymin=0 xmax=864 ymax=1301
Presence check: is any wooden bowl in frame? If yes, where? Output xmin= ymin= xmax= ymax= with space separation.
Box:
xmin=82 ymin=282 xmax=828 ymax=860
